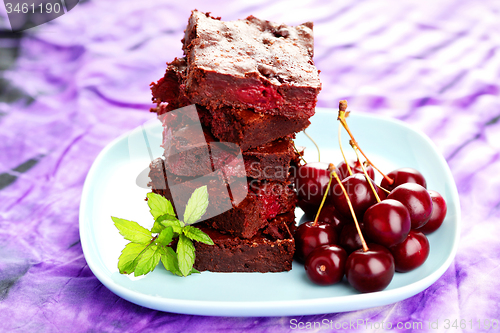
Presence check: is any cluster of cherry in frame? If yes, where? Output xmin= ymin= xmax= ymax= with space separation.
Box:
xmin=294 ymin=101 xmax=447 ymax=293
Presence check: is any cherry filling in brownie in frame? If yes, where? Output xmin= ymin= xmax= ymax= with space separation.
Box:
xmin=148 ymin=158 xmax=297 ymax=239
xmin=151 ymin=58 xmax=311 ymax=150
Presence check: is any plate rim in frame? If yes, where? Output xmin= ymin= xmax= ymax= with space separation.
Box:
xmin=79 ymin=108 xmax=461 ymax=316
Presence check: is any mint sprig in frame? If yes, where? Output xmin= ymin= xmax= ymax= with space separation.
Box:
xmin=112 ymin=217 xmax=152 ymax=244
xmin=147 ymin=192 xmax=175 ymax=220
xmin=112 ymin=186 xmax=212 ymax=277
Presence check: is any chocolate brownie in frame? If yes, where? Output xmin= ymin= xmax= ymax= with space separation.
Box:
xmin=151 ymin=57 xmax=188 ymax=106
xmin=242 ymin=138 xmax=297 ymax=181
xmin=148 ymin=158 xmax=297 ymax=238
xmin=206 ymin=105 xmax=310 ymax=151
xmin=194 ymin=212 xmax=296 ymax=272
xmin=151 ymin=60 xmax=311 ymax=150
xmin=286 ymin=145 xmax=305 ymax=187
xmin=181 ymin=10 xmax=321 ymax=118
xmin=153 ymin=102 xmax=310 ymax=151
xmin=161 ymin=118 xmax=242 ymax=179
xmin=161 ymin=113 xmax=299 ymax=181
xmin=261 ymin=209 xmax=297 ymax=239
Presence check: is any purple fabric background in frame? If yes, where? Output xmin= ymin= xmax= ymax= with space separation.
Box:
xmin=1 ymin=0 xmax=499 ymax=331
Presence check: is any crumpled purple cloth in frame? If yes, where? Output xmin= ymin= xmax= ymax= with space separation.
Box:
xmin=0 ymin=0 xmax=499 ymax=332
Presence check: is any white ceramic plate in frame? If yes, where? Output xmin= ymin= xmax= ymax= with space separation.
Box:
xmin=79 ymin=108 xmax=461 ymax=316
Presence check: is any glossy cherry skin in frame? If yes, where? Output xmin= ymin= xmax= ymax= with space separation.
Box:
xmin=381 ymin=167 xmax=427 ymax=192
xmin=339 ymin=224 xmax=364 ymax=254
xmin=331 ymin=173 xmax=378 ymax=219
xmin=363 ymin=199 xmax=411 ymax=248
xmin=297 ymin=201 xmax=349 ymax=236
xmin=294 ymin=221 xmax=338 ymax=263
xmin=389 ymin=230 xmax=429 ymax=272
xmin=377 ymin=187 xmax=388 ymax=201
xmin=316 ymin=203 xmax=350 ymax=235
xmin=387 ymin=183 xmax=433 ymax=229
xmin=297 ymin=198 xmax=319 ymax=217
xmin=416 ymin=190 xmax=447 ymax=234
xmin=345 ymin=244 xmax=395 ymax=293
xmin=295 ymin=162 xmax=331 ymax=207
xmin=305 ymin=245 xmax=347 ymax=285
xmin=337 ymin=159 xmax=375 ymax=181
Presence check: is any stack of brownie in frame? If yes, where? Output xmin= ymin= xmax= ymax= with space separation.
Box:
xmin=148 ymin=10 xmax=321 ymax=273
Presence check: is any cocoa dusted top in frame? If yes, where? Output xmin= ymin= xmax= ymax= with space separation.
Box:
xmin=183 ymin=10 xmax=319 ymax=89
xmin=181 ymin=10 xmax=321 ymax=117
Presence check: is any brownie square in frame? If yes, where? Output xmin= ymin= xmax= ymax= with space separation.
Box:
xmin=148 ymin=158 xmax=297 ymax=239
xmin=242 ymin=138 xmax=298 ymax=181
xmin=159 ymin=108 xmax=300 ymax=181
xmin=159 ymin=106 xmax=242 ymax=178
xmin=194 ymin=211 xmax=296 ymax=272
xmin=151 ymin=57 xmax=188 ymax=106
xmin=151 ymin=59 xmax=311 ymax=150
xmin=206 ymin=105 xmax=310 ymax=151
xmin=181 ymin=10 xmax=321 ymax=118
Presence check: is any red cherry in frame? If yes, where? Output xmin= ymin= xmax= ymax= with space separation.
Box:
xmin=297 ymin=198 xmax=319 ymax=217
xmin=315 ymin=203 xmax=350 ymax=235
xmin=304 ymin=245 xmax=347 ymax=285
xmin=295 ymin=162 xmax=331 ymax=207
xmin=363 ymin=199 xmax=411 ymax=248
xmin=331 ymin=173 xmax=378 ymax=219
xmin=381 ymin=168 xmax=427 ymax=191
xmin=387 ymin=183 xmax=433 ymax=229
xmin=389 ymin=230 xmax=429 ymax=272
xmin=345 ymin=244 xmax=395 ymax=293
xmin=339 ymin=224 xmax=363 ymax=254
xmin=377 ymin=186 xmax=388 ymax=201
xmin=297 ymin=199 xmax=350 ymax=236
xmin=294 ymin=221 xmax=337 ymax=263
xmin=416 ymin=190 xmax=447 ymax=234
xmin=337 ymin=159 xmax=375 ymax=181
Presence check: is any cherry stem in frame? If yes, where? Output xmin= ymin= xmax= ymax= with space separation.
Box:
xmin=338 ymin=100 xmax=394 ymax=185
xmin=375 ymin=183 xmax=391 ymax=194
xmin=338 ymin=122 xmax=353 ymax=176
xmin=352 ymin=142 xmax=381 ymax=203
xmin=313 ymin=163 xmax=334 ymax=226
xmin=293 ymin=143 xmax=307 ymax=165
xmin=331 ymin=168 xmax=369 ymax=252
xmin=304 ymin=129 xmax=321 ymax=162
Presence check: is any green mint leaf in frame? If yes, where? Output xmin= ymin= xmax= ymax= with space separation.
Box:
xmin=160 ymin=246 xmax=183 ymax=276
xmin=151 ymin=219 xmax=166 ymax=233
xmin=158 ymin=214 xmax=183 ymax=233
xmin=112 ymin=217 xmax=152 ymax=244
xmin=157 ymin=226 xmax=174 ymax=246
xmin=152 ymin=213 xmax=181 ymax=235
xmin=183 ymin=185 xmax=209 ymax=225
xmin=177 ymin=234 xmax=196 ymax=276
xmin=182 ymin=225 xmax=214 ymax=245
xmin=147 ymin=192 xmax=175 ymax=220
xmin=134 ymin=245 xmax=161 ymax=277
xmin=118 ymin=242 xmax=148 ymax=274
xmin=191 ymin=267 xmax=200 ymax=274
